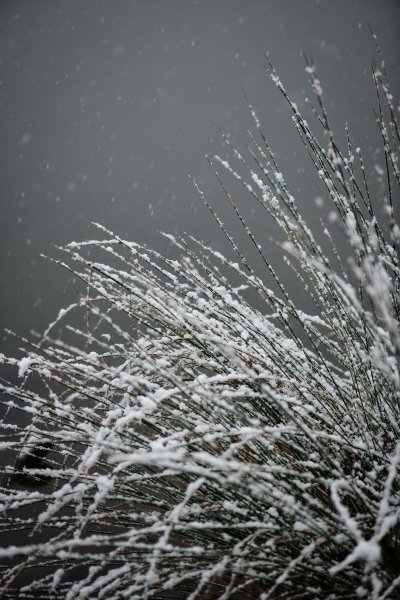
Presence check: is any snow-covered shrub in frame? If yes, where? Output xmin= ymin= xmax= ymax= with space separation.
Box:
xmin=0 ymin=47 xmax=399 ymax=599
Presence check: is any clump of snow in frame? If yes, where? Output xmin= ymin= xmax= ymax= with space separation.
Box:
xmin=17 ymin=356 xmax=32 ymax=378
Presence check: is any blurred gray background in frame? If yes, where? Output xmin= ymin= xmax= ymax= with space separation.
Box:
xmin=1 ymin=0 xmax=399 ymax=356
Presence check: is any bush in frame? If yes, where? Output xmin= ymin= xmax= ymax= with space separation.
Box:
xmin=1 ymin=44 xmax=399 ymax=599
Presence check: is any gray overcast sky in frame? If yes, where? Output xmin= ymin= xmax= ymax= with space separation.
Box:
xmin=1 ymin=0 xmax=399 ymax=355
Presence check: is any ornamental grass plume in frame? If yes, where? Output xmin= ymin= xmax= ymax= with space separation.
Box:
xmin=0 ymin=43 xmax=399 ymax=599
